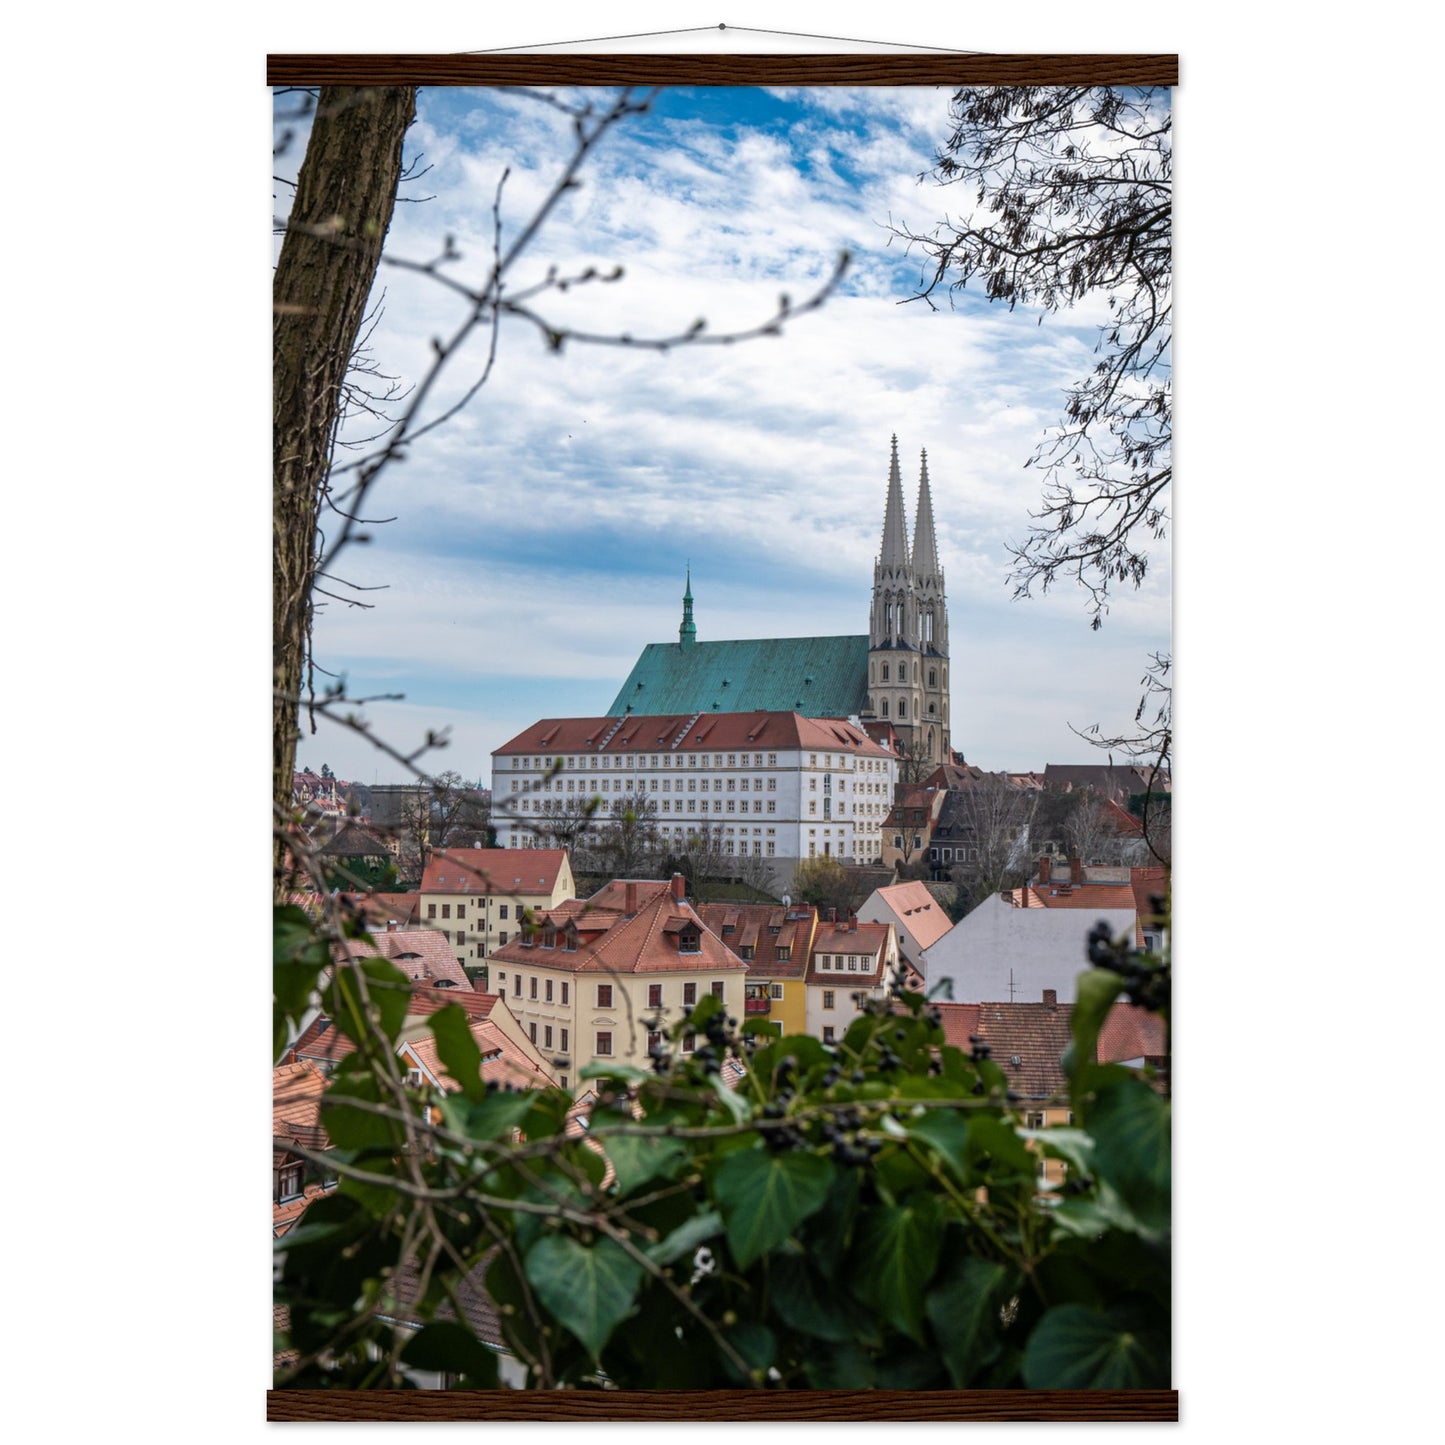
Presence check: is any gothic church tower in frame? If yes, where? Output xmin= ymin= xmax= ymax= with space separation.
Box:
xmin=866 ymin=437 xmax=951 ymax=769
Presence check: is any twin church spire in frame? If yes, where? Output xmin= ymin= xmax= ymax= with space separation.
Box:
xmin=869 ymin=435 xmax=950 ymax=767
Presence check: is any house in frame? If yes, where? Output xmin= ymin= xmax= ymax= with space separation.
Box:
xmin=343 ymin=923 xmax=474 ymax=991
xmin=418 ymin=847 xmax=574 ymax=973
xmin=857 ymin=879 xmax=954 ymax=977
xmin=804 ymin=914 xmax=902 ymax=1046
xmin=880 ymin=785 xmax=947 ymax=871
xmin=491 ymin=711 xmax=897 ymax=888
xmin=606 ymin=437 xmax=952 ymax=769
xmin=696 ymin=899 xmax=819 ymax=1036
xmin=935 ymin=991 xmax=1167 ymax=1182
xmin=487 ymin=872 xmax=749 ymax=1092
xmin=288 ymin=987 xmax=556 ymax=1093
xmin=272 ymin=1061 xmax=333 ymax=1237
xmin=920 ymin=889 xmax=1138 ymax=1005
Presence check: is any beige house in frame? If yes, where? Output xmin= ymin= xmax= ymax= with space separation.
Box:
xmin=487 ymin=874 xmax=748 ymax=1094
xmin=803 ymin=915 xmax=901 ymax=1047
xmin=418 ymin=847 xmax=574 ymax=972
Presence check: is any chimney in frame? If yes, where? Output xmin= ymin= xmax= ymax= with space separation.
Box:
xmin=625 ymin=881 xmax=638 ymax=916
xmin=848 ymin=912 xmax=857 ymax=933
xmin=670 ymin=871 xmax=686 ymax=903
xmin=1043 ymin=988 xmax=1057 ymax=1010
xmin=1038 ymin=855 xmax=1052 ymax=885
xmin=386 ymin=919 xmax=397 ymax=932
xmin=1070 ymin=855 xmax=1083 ymax=887
xmin=830 ymin=907 xmax=837 ymax=924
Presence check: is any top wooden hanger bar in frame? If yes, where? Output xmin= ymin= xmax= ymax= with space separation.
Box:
xmin=266 ymin=55 xmax=1179 ymax=88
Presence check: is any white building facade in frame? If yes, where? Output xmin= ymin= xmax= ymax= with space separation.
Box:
xmin=491 ymin=711 xmax=897 ymax=877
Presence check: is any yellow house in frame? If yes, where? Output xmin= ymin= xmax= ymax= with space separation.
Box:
xmin=419 ymin=847 xmax=574 ymax=973
xmin=487 ymin=875 xmax=748 ymax=1094
xmin=696 ymin=900 xmax=816 ymax=1038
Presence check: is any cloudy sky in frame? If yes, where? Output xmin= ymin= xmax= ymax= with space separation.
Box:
xmin=279 ymin=83 xmax=1171 ymax=787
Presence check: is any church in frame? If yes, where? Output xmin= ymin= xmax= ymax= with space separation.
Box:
xmin=607 ymin=437 xmax=952 ymax=769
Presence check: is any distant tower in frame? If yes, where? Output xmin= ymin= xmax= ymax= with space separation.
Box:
xmin=866 ymin=438 xmax=950 ymax=768
xmin=678 ymin=565 xmax=697 ymax=650
xmin=911 ymin=449 xmax=950 ymax=767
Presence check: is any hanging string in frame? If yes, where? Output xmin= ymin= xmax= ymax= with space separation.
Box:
xmin=467 ymin=21 xmax=982 ymax=56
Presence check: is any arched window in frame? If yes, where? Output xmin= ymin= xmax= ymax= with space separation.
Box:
xmin=882 ymin=662 xmax=890 ymax=681
xmin=898 ymin=699 xmax=907 ymax=719
xmin=881 ymin=699 xmax=889 ymax=717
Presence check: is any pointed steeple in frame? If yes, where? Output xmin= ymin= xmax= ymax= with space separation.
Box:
xmin=678 ymin=565 xmax=696 ymax=649
xmin=879 ymin=434 xmax=911 ymax=572
xmin=912 ymin=449 xmax=940 ymax=579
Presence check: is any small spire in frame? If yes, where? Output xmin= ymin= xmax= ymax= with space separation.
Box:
xmin=912 ymin=449 xmax=940 ymax=579
xmin=679 ymin=565 xmax=697 ymax=649
xmin=879 ymin=436 xmax=910 ymax=572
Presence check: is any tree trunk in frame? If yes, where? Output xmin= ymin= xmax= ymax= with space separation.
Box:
xmin=273 ymin=85 xmax=416 ymax=895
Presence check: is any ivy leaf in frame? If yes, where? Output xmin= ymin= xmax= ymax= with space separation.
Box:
xmin=425 ymin=1005 xmax=486 ymax=1102
xmin=1022 ymin=1302 xmax=1168 ymax=1388
xmin=319 ymin=1071 xmax=402 ymax=1150
xmin=713 ymin=1149 xmax=833 ymax=1269
xmin=1065 ymin=968 xmax=1124 ymax=1084
xmin=523 ymin=1233 xmax=645 ymax=1361
xmin=329 ymin=956 xmax=412 ymax=1049
xmin=769 ymin=1254 xmax=857 ymax=1343
xmin=907 ymin=1110 xmax=971 ymax=1182
xmin=925 ymin=1255 xmax=1013 ymax=1387
xmin=399 ymin=1321 xmax=500 ymax=1387
xmin=603 ymin=1132 xmax=688 ymax=1197
xmin=849 ymin=1196 xmax=945 ymax=1341
xmin=1087 ymin=1079 xmax=1170 ymax=1231
xmin=465 ymin=1089 xmax=537 ymax=1141
xmin=647 ymin=1210 xmax=723 ymax=1267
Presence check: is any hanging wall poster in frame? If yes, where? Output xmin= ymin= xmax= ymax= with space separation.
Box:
xmin=271 ymin=48 xmax=1176 ymax=1423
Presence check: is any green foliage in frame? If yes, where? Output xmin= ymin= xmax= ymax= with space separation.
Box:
xmin=274 ymin=906 xmax=1171 ymax=1390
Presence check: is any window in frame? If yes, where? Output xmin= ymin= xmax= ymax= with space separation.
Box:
xmin=648 ymin=983 xmax=663 ymax=1008
xmin=1026 ymin=1112 xmax=1046 ymax=1130
xmin=499 ymin=932 xmax=508 ymax=946
xmin=596 ymin=1031 xmax=613 ymax=1056
xmin=545 ymin=979 xmax=553 ymax=1002
xmin=561 ymin=982 xmax=569 ymax=1005
xmin=597 ymin=984 xmax=613 ymax=1008
xmin=770 ymin=983 xmax=784 ymax=999
xmin=544 ymin=1025 xmax=553 ymax=1049
xmin=441 ymin=904 xmax=451 ymax=919
xmin=529 ymin=977 xmax=538 ymax=1000
xmin=560 ymin=1028 xmax=569 ymax=1052
xmin=500 ymin=905 xmax=509 ymax=919
xmin=457 ymin=904 xmax=466 ymax=919
xmin=647 ymin=1029 xmax=663 ymax=1053
xmin=823 ymin=1026 xmax=835 ymax=1044
xmin=711 ymin=981 xmax=725 ymax=1000
xmin=427 ymin=903 xmax=437 ymax=919
xmin=823 ymin=990 xmax=835 ymax=1009
xmin=277 ymin=1162 xmax=304 ymax=1202
xmin=682 ymin=1032 xmax=696 ymax=1053
xmin=513 ymin=976 xmax=522 ymax=997
xmin=683 ymin=982 xmax=697 ymax=1006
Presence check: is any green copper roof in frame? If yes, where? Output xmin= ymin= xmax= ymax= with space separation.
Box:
xmin=606 ymin=635 xmax=870 ymax=719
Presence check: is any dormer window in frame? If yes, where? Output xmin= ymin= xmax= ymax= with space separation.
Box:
xmin=776 ymin=947 xmax=790 ymax=962
xmin=276 ymin=1161 xmax=304 ymax=1203
xmin=678 ymin=925 xmax=701 ymax=954
xmin=562 ymin=923 xmax=578 ymax=952
xmin=542 ymin=924 xmax=557 ymax=949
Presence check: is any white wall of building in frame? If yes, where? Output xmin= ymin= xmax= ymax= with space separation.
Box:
xmin=920 ymin=895 xmax=1137 ymax=1005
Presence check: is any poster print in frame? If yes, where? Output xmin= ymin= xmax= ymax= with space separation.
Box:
xmin=272 ymin=53 xmax=1175 ymax=1422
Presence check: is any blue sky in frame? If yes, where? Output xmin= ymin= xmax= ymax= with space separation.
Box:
xmin=280 ymin=83 xmax=1171 ymax=786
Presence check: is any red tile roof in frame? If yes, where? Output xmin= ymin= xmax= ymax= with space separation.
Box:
xmin=494 ymin=711 xmax=893 ymax=760
xmin=804 ymin=919 xmax=894 ymax=987
xmin=1013 ymin=883 xmax=1138 ymax=911
xmin=696 ymin=902 xmax=818 ymax=980
xmin=491 ymin=885 xmax=746 ymax=977
xmin=1097 ymin=1004 xmax=1167 ymax=1063
xmin=273 ymin=1061 xmax=329 ymax=1149
xmin=422 ymin=848 xmax=570 ymax=896
xmin=340 ymin=928 xmax=473 ymax=990
xmin=871 ymin=881 xmax=953 ymax=950
xmin=935 ymin=999 xmax=1166 ymax=1100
